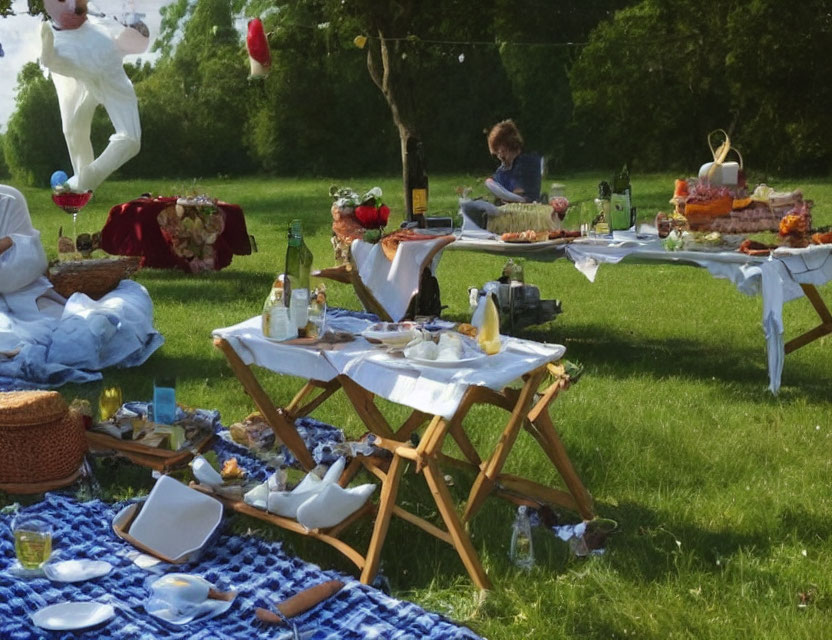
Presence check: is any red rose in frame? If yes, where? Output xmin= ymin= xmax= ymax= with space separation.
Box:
xmin=354 ymin=204 xmax=389 ymax=228
xmin=378 ymin=204 xmax=390 ymax=226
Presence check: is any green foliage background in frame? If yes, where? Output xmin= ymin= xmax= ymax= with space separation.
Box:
xmin=2 ymin=0 xmax=830 ymax=186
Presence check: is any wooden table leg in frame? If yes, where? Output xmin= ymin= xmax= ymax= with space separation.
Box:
xmin=422 ymin=457 xmax=491 ymax=590
xmin=338 ymin=375 xmax=398 ymax=440
xmin=527 ymin=411 xmax=594 ymax=520
xmin=213 ymin=337 xmax=316 ymax=470
xmin=285 ymin=379 xmax=341 ymax=418
xmin=785 ymin=284 xmax=832 ymax=354
xmin=360 ymin=454 xmax=405 ymax=584
xmin=462 ymin=369 xmax=546 ymax=523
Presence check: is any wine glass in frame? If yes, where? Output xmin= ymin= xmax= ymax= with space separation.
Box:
xmin=52 ymin=190 xmax=93 ymax=259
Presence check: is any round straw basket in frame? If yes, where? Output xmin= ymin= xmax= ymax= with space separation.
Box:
xmin=48 ymin=256 xmax=141 ymax=300
xmin=0 ymin=391 xmax=87 ymax=491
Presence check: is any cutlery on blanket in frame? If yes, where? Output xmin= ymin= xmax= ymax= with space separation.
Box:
xmin=255 ymin=579 xmax=344 ymax=625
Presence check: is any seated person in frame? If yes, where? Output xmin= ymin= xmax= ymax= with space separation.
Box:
xmin=486 ymin=119 xmax=542 ymax=203
xmin=0 ymin=185 xmax=162 ymax=389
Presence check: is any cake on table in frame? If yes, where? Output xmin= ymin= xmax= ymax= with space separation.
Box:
xmin=486 ymin=202 xmax=561 ymax=235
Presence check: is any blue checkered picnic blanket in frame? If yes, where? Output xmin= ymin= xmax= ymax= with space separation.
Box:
xmin=0 ymin=491 xmax=482 ymax=639
xmin=0 ymin=307 xmax=483 ymax=639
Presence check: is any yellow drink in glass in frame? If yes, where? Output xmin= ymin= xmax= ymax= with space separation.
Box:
xmin=13 ymin=518 xmax=52 ymax=569
xmin=99 ymin=385 xmax=123 ymax=422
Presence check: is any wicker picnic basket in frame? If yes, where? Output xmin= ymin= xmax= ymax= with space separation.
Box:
xmin=0 ymin=391 xmax=87 ymax=492
xmin=48 ymin=256 xmax=141 ymax=300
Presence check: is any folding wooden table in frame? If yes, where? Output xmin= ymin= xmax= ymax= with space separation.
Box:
xmin=211 ymin=317 xmax=593 ymax=588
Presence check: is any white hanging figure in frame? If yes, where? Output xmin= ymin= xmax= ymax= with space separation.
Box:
xmin=39 ymin=0 xmax=144 ymax=193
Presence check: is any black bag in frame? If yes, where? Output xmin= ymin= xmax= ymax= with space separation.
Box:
xmin=406 ymin=267 xmax=443 ymax=319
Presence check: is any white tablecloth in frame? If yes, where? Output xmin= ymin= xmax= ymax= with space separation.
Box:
xmin=212 ymin=314 xmax=565 ymax=420
xmin=351 ymin=236 xmax=450 ymax=321
xmin=564 ymin=232 xmax=832 ymax=394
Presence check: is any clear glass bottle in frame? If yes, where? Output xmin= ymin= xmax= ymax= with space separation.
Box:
xmin=262 ymin=275 xmax=287 ymax=338
xmin=610 ymin=165 xmax=633 ymax=230
xmin=510 ymin=505 xmax=535 ymax=570
xmin=502 ymin=259 xmax=524 ymax=284
xmin=593 ymin=181 xmax=612 ymax=237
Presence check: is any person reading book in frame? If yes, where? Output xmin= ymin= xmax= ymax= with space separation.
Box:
xmin=486 ymin=119 xmax=542 ymax=203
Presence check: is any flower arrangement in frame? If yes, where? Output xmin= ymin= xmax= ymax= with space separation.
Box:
xmin=157 ymin=195 xmax=225 ymax=273
xmin=329 ymin=186 xmax=391 ymax=264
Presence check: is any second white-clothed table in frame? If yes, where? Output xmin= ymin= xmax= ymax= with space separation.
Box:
xmin=563 ymin=232 xmax=832 ymax=393
xmin=445 ymin=225 xmax=832 ymax=394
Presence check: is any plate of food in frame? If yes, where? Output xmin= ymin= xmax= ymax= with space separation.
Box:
xmin=500 ymin=230 xmax=549 ymax=243
xmin=361 ymin=322 xmax=422 ymax=348
xmin=402 ymin=331 xmax=493 ymax=367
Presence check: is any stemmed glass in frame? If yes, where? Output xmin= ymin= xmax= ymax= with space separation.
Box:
xmin=52 ymin=190 xmax=93 ymax=259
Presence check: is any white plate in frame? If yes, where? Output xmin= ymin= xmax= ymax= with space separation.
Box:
xmin=146 ymin=597 xmax=234 ymax=625
xmin=403 ymin=332 xmax=502 ymax=368
xmin=361 ymin=322 xmax=421 ymax=346
xmin=405 ymin=352 xmax=490 ymax=368
xmin=44 ymin=560 xmax=112 ymax=583
xmin=31 ymin=602 xmax=115 ymax=631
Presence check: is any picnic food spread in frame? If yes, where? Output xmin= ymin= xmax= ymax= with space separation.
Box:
xmin=658 ymin=130 xmax=832 ymax=254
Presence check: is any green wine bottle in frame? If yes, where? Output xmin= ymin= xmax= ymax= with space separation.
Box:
xmin=284 ymin=220 xmax=313 ymax=293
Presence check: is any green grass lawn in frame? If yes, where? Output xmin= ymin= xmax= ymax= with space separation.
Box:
xmin=6 ymin=173 xmax=832 ymax=639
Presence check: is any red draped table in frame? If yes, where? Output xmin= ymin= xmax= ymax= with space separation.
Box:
xmin=100 ymin=197 xmax=252 ymax=271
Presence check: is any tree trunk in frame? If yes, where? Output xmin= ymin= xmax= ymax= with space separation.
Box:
xmin=366 ymin=31 xmax=425 ymax=224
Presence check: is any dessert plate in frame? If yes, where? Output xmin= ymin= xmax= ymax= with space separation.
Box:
xmin=31 ymin=602 xmax=115 ymax=631
xmin=361 ymin=322 xmax=421 ymax=348
xmin=43 ymin=560 xmax=112 ymax=583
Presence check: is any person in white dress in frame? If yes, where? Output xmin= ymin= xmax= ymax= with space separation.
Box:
xmin=0 ymin=185 xmax=162 ymax=388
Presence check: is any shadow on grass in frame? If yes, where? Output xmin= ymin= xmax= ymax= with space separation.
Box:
xmin=459 ymin=318 xmax=832 ymax=406
xmin=136 ymin=267 xmax=275 ymax=299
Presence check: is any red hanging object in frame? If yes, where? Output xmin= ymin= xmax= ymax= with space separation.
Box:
xmin=246 ymin=18 xmax=271 ymax=78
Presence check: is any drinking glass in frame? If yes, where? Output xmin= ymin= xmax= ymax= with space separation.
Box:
xmin=13 ymin=515 xmax=52 ymax=570
xmin=308 ymin=301 xmax=327 ymax=338
xmin=153 ymin=377 xmax=177 ymax=425
xmin=578 ymin=200 xmax=596 ymax=237
xmin=290 ymin=289 xmax=309 ymax=335
xmin=99 ymin=385 xmax=123 ymax=422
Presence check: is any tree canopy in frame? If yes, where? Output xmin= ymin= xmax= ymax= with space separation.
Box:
xmin=3 ymin=0 xmax=830 ymax=185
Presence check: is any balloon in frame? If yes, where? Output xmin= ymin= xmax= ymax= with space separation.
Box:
xmin=246 ymin=18 xmax=271 ymax=79
xmin=50 ymin=170 xmax=69 ymax=189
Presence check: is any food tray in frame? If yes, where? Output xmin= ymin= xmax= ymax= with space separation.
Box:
xmin=86 ymin=429 xmax=214 ymax=472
